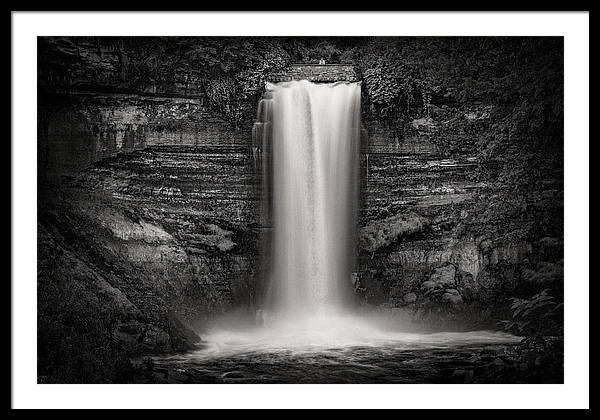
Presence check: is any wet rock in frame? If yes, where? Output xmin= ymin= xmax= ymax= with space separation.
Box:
xmin=429 ymin=264 xmax=457 ymax=288
xmin=221 ymin=371 xmax=245 ymax=381
xmin=403 ymin=292 xmax=417 ymax=304
xmin=143 ymin=357 xmax=154 ymax=370
xmin=216 ymin=238 xmax=235 ymax=252
xmin=351 ymin=272 xmax=361 ymax=291
xmin=464 ymin=106 xmax=492 ymax=121
xmin=169 ymin=368 xmax=190 ymax=383
xmin=113 ymin=320 xmax=172 ymax=352
xmin=205 ymin=223 xmax=231 ymax=236
xmin=96 ymin=207 xmax=174 ymax=244
xmin=456 ymin=269 xmax=475 ymax=287
xmin=455 ymin=269 xmax=477 ymax=300
xmin=476 ymin=263 xmax=518 ymax=291
xmin=441 ymin=289 xmax=463 ymax=307
xmin=166 ymin=313 xmax=202 ymax=351
xmin=200 ymin=223 xmax=236 ymax=252
xmin=141 ymin=326 xmax=171 ymax=351
xmin=426 ymin=103 xmax=448 ymax=118
xmin=359 ymin=212 xmax=429 ymax=253
xmin=420 ymin=280 xmax=438 ymax=293
xmin=131 ymin=357 xmax=154 ymax=373
xmin=113 ymin=320 xmax=144 ymax=346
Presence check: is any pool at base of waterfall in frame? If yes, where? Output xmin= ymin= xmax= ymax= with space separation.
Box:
xmin=130 ymin=317 xmax=563 ymax=384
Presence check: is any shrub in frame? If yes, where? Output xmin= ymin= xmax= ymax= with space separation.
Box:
xmin=502 ymin=289 xmax=563 ymax=338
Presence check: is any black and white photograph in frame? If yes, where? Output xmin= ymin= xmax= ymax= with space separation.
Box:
xmin=12 ymin=11 xmax=589 ymax=409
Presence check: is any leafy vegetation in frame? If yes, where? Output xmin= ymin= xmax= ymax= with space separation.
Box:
xmin=490 ymin=288 xmax=564 ymax=383
xmin=502 ymin=289 xmax=563 ymax=338
xmin=122 ymin=37 xmax=292 ymax=128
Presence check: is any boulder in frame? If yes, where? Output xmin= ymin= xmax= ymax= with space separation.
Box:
xmin=420 ymin=280 xmax=437 ymax=292
xmin=112 ymin=320 xmax=145 ymax=347
xmin=215 ymin=237 xmax=236 ymax=252
xmin=112 ymin=320 xmax=175 ymax=352
xmin=456 ymin=269 xmax=475 ymax=288
xmin=196 ymin=223 xmax=237 ymax=252
xmin=441 ymin=289 xmax=463 ymax=307
xmin=403 ymin=292 xmax=418 ymax=304
xmin=141 ymin=325 xmax=171 ymax=351
xmin=429 ymin=264 xmax=457 ymax=288
xmin=476 ymin=263 xmax=518 ymax=291
xmin=359 ymin=212 xmax=429 ymax=253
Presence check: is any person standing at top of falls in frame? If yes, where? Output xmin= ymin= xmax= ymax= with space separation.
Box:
xmin=319 ymin=58 xmax=326 ymax=64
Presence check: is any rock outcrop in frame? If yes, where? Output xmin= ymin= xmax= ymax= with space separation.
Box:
xmin=359 ymin=212 xmax=428 ymax=253
xmin=38 ymin=217 xmax=201 ymax=383
xmin=37 ymin=144 xmax=263 ymax=382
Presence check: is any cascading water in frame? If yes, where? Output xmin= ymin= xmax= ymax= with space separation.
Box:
xmin=265 ymin=80 xmax=361 ymax=319
xmin=147 ymin=79 xmax=522 ymax=383
xmin=188 ymin=79 xmax=519 ymax=366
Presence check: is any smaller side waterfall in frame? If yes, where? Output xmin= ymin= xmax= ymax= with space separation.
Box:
xmin=252 ymin=92 xmax=274 ymax=227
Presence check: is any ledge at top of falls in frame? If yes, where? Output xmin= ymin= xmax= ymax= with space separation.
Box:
xmin=269 ymin=64 xmax=360 ymax=83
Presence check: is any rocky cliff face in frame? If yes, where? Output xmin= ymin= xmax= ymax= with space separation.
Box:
xmin=40 ymin=92 xmax=562 ymax=338
xmin=354 ymin=109 xmax=563 ymax=329
xmin=38 ymin=142 xmax=262 ymax=381
xmin=38 ymin=91 xmax=248 ymax=183
xmin=37 ymin=38 xmax=265 ymax=382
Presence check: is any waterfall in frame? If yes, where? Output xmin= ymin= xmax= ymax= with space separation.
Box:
xmin=203 ymin=79 xmax=521 ymax=351
xmin=257 ymin=80 xmax=361 ymax=320
xmin=252 ymin=91 xmax=274 ymax=227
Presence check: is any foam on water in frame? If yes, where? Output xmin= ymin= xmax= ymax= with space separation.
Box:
xmin=192 ymin=314 xmax=520 ymax=360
